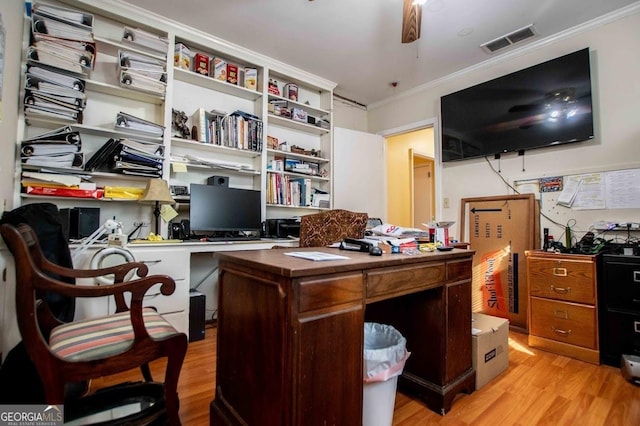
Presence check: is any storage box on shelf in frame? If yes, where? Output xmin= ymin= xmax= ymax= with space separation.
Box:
xmin=526 ymin=250 xmax=599 ymax=364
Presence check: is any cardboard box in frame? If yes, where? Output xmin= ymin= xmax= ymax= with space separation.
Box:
xmin=472 ymin=312 xmax=509 ymax=390
xmin=174 ymin=43 xmax=191 ymax=70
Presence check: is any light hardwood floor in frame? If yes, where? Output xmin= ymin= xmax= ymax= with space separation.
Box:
xmin=93 ymin=325 xmax=640 ymax=425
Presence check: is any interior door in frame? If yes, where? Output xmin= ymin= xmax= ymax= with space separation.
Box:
xmin=412 ymin=152 xmax=434 ymax=228
xmin=333 ymin=127 xmax=386 ymax=220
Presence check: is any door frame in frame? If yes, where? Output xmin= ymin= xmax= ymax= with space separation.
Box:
xmin=378 ymin=118 xmax=442 ymax=220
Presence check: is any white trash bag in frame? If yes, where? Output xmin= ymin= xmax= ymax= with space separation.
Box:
xmin=363 ymin=322 xmax=410 ymax=383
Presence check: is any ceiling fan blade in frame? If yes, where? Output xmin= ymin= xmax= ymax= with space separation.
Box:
xmin=402 ymin=0 xmax=422 ymax=43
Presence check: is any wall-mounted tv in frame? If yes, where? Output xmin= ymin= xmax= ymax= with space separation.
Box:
xmin=440 ymin=48 xmax=594 ymax=162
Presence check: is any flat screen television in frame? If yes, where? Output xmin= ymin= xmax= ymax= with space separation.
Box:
xmin=189 ymin=183 xmax=262 ymax=234
xmin=440 ymin=48 xmax=594 ymax=162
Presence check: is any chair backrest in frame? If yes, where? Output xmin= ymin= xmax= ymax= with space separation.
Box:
xmin=0 ymin=203 xmax=74 ymax=322
xmin=299 ymin=209 xmax=368 ymax=247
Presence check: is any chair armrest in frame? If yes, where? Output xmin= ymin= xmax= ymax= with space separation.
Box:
xmin=41 ymin=258 xmax=149 ymax=282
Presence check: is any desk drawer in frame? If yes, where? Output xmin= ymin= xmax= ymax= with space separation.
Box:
xmin=367 ymin=263 xmax=445 ymax=299
xmin=298 ymin=272 xmax=363 ymax=313
xmin=143 ymin=278 xmax=189 ymax=314
xmin=528 ymin=257 xmax=595 ymax=304
xmin=530 ymin=297 xmax=596 ymax=349
xmin=131 ymin=248 xmax=188 ymax=281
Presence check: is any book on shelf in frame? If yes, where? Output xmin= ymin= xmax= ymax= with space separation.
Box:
xmin=22 ymin=152 xmax=84 ymax=169
xmin=25 ymin=89 xmax=85 ymax=111
xmin=191 ymin=108 xmax=227 ymax=144
xmin=26 ymin=64 xmax=85 ymax=91
xmin=119 ymin=69 xmax=166 ymax=96
xmin=31 ymin=10 xmax=94 ymax=44
xmin=32 ymin=38 xmax=95 ymax=70
xmin=25 ymin=79 xmax=87 ymax=105
xmin=23 ymin=185 xmax=103 ymax=199
xmin=84 ymin=138 xmax=122 ymax=172
xmin=115 ymin=112 xmax=164 ymax=137
xmin=32 ymin=3 xmax=94 ymax=28
xmin=22 ymin=171 xmax=83 ymax=187
xmin=23 ymin=125 xmax=81 ymax=144
xmin=122 ymin=27 xmax=169 ymax=54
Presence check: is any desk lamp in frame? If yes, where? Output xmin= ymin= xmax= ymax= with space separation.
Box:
xmin=139 ymin=178 xmax=175 ymax=236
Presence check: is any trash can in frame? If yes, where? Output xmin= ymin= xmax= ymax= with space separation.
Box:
xmin=363 ymin=322 xmax=410 ymax=426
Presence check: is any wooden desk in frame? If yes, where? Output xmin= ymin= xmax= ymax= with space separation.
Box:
xmin=210 ymin=247 xmax=476 ymax=425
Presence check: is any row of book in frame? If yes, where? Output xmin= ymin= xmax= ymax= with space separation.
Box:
xmin=25 ymin=3 xmax=94 ymax=123
xmin=266 ymin=174 xmax=313 ymax=207
xmin=191 ymin=109 xmax=263 ymax=152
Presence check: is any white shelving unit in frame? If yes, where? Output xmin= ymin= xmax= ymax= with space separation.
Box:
xmin=15 ymin=0 xmax=336 ymax=233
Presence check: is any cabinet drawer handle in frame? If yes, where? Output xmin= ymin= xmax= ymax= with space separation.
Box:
xmin=553 ymin=268 xmax=568 ymax=277
xmin=553 ymin=327 xmax=572 ymax=337
xmin=554 ymin=310 xmax=569 ymax=319
xmin=550 ymin=285 xmax=571 ymax=294
xmin=635 ymin=321 xmax=640 ymax=334
xmin=634 ymin=271 xmax=640 ymax=283
xmin=142 ymin=259 xmax=162 ymax=266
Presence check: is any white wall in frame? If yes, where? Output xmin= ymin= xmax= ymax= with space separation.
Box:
xmin=0 ymin=1 xmax=24 ymax=214
xmin=366 ymin=10 xmax=640 ymax=242
xmin=333 ymin=98 xmax=368 ymax=132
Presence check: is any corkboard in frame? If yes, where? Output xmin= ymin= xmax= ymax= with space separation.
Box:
xmin=460 ymin=194 xmax=539 ymax=331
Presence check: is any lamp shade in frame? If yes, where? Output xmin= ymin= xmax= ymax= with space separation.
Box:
xmin=139 ymin=179 xmax=175 ymax=205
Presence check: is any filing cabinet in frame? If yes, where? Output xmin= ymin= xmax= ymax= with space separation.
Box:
xmin=599 ymin=254 xmax=640 ymax=366
xmin=526 ymin=251 xmax=599 ymax=364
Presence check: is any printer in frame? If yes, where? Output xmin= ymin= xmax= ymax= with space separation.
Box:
xmin=266 ymin=218 xmax=300 ymax=238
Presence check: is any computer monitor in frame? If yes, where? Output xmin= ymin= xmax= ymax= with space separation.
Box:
xmin=189 ymin=183 xmax=262 ymax=234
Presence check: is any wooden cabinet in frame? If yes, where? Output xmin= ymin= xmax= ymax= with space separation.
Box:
xmin=211 ymin=248 xmax=475 ymax=424
xmin=526 ymin=251 xmax=599 ymax=364
xmin=599 ymin=254 xmax=640 ymax=366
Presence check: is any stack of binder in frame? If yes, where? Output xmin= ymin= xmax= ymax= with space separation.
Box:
xmin=85 ymin=138 xmax=165 ymax=178
xmin=25 ymin=3 xmax=94 ymax=123
xmin=21 ymin=126 xmax=83 ymax=170
xmin=118 ymin=49 xmax=167 ymax=95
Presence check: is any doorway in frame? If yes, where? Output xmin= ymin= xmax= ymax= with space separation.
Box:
xmin=411 ymin=150 xmax=435 ymax=228
xmin=384 ymin=126 xmax=435 ymax=227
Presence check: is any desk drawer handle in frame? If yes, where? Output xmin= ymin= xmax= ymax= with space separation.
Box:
xmin=553 ymin=267 xmax=568 ymax=277
xmin=142 ymin=259 xmax=162 ymax=266
xmin=554 ymin=310 xmax=569 ymax=319
xmin=634 ymin=271 xmax=640 ymax=283
xmin=553 ymin=327 xmax=572 ymax=337
xmin=551 ymin=285 xmax=571 ymax=294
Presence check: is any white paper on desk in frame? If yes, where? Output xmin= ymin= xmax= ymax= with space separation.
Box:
xmin=284 ymin=251 xmax=350 ymax=261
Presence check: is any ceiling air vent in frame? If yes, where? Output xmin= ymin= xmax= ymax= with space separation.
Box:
xmin=481 ymin=24 xmax=537 ymax=54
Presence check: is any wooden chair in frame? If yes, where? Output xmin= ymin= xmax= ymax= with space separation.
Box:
xmin=0 ymin=223 xmax=187 ymax=425
xmin=299 ymin=209 xmax=369 ymax=247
